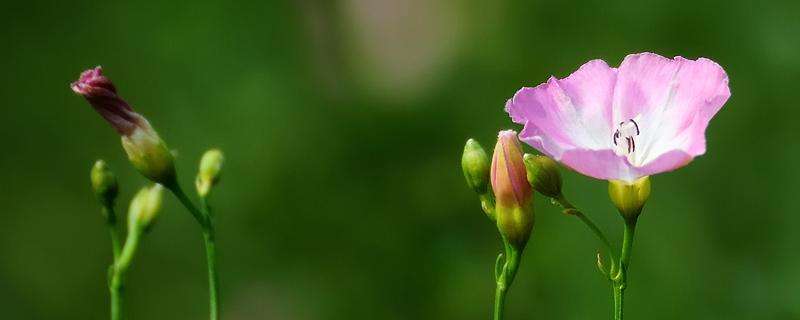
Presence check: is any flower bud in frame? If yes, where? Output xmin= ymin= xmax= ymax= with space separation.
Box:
xmin=128 ymin=184 xmax=164 ymax=232
xmin=461 ymin=139 xmax=490 ymax=194
xmin=196 ymin=149 xmax=224 ymax=197
xmin=491 ymin=130 xmax=534 ymax=249
xmin=72 ymin=67 xmax=176 ymax=185
xmin=120 ymin=126 xmax=176 ymax=185
xmin=523 ymin=154 xmax=562 ymax=199
xmin=608 ymin=176 xmax=651 ymax=221
xmin=90 ymin=159 xmax=119 ymax=206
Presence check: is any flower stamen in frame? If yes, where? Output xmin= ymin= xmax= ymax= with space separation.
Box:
xmin=613 ymin=119 xmax=640 ymax=157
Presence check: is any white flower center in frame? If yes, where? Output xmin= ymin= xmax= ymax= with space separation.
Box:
xmin=613 ymin=119 xmax=640 ymax=158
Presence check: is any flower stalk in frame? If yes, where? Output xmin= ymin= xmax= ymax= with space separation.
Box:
xmin=74 ymin=68 xmax=226 ymax=320
xmin=164 ymin=181 xmax=220 ymax=320
xmin=553 ymin=194 xmax=617 ymax=276
xmin=493 ymin=242 xmax=521 ymax=320
xmin=106 ymin=184 xmax=164 ymax=320
xmin=462 ymin=132 xmax=533 ymax=320
xmin=611 ymin=218 xmax=637 ymax=320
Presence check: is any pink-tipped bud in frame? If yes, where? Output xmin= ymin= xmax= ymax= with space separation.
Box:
xmin=72 ymin=67 xmax=176 ymax=184
xmin=71 ymin=67 xmax=146 ymax=136
xmin=491 ymin=130 xmax=534 ymax=249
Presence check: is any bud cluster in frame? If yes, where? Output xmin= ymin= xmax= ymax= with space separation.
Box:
xmin=462 ymin=130 xmax=534 ymax=251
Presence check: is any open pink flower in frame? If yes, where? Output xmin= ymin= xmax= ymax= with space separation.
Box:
xmin=505 ymin=52 xmax=730 ymax=182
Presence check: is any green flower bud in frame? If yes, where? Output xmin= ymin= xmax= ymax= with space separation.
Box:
xmin=491 ymin=130 xmax=534 ymax=249
xmin=121 ymin=124 xmax=177 ymax=185
xmin=90 ymin=160 xmax=119 ymax=206
xmin=608 ymin=176 xmax=651 ymax=222
xmin=128 ymin=184 xmax=164 ymax=232
xmin=196 ymin=149 xmax=224 ymax=197
xmin=461 ymin=139 xmax=490 ymax=195
xmin=523 ymin=154 xmax=562 ymax=199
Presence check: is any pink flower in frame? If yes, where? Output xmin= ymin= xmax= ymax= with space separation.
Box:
xmin=505 ymin=52 xmax=730 ymax=182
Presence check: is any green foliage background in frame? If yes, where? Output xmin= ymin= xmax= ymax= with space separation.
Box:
xmin=2 ymin=0 xmax=799 ymax=319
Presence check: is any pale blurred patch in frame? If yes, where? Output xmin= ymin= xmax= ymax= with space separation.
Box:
xmin=225 ymin=281 xmax=315 ymax=320
xmin=340 ymin=0 xmax=465 ymax=103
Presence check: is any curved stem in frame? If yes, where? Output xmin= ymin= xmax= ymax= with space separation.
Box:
xmin=167 ymin=181 xmax=219 ymax=320
xmin=103 ymin=206 xmax=122 ymax=260
xmin=479 ymin=193 xmax=496 ymax=220
xmin=493 ymin=243 xmax=521 ymax=320
xmin=555 ymin=195 xmax=617 ymax=273
xmin=166 ymin=182 xmax=208 ymax=228
xmin=109 ymin=229 xmax=142 ymax=320
xmin=101 ymin=203 xmax=123 ymax=319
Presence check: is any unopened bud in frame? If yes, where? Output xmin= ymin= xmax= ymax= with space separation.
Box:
xmin=128 ymin=184 xmax=164 ymax=232
xmin=121 ymin=126 xmax=176 ymax=185
xmin=608 ymin=176 xmax=651 ymax=221
xmin=72 ymin=67 xmax=176 ymax=185
xmin=491 ymin=130 xmax=534 ymax=249
xmin=196 ymin=149 xmax=224 ymax=197
xmin=462 ymin=139 xmax=491 ymax=194
xmin=523 ymin=154 xmax=562 ymax=199
xmin=91 ymin=160 xmax=119 ymax=206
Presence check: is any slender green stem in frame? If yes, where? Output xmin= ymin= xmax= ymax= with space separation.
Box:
xmin=101 ymin=204 xmax=123 ymax=319
xmin=108 ymin=225 xmax=122 ymax=261
xmin=493 ymin=243 xmax=520 ymax=320
xmin=109 ymin=229 xmax=142 ymax=320
xmin=555 ymin=195 xmax=617 ymax=274
xmin=167 ymin=181 xmax=219 ymax=320
xmin=110 ymin=281 xmax=122 ymax=320
xmin=201 ymin=197 xmax=220 ymax=320
xmin=166 ymin=182 xmax=208 ymax=228
xmin=101 ymin=204 xmax=121 ymax=261
xmin=618 ymin=219 xmax=637 ymax=278
xmin=613 ymin=218 xmax=637 ymax=320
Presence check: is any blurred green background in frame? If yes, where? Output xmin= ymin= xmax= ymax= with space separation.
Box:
xmin=2 ymin=0 xmax=799 ymax=319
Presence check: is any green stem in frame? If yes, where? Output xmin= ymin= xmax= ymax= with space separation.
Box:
xmin=167 ymin=181 xmax=219 ymax=320
xmin=613 ymin=284 xmax=623 ymax=320
xmin=201 ymin=197 xmax=220 ymax=320
xmin=479 ymin=193 xmax=496 ymax=220
xmin=110 ymin=282 xmax=122 ymax=320
xmin=555 ymin=195 xmax=617 ymax=274
xmin=109 ymin=228 xmax=142 ymax=320
xmin=108 ymin=225 xmax=122 ymax=261
xmin=166 ymin=182 xmax=208 ymax=228
xmin=613 ymin=218 xmax=637 ymax=320
xmin=101 ymin=204 xmax=123 ymax=319
xmin=493 ymin=243 xmax=521 ymax=320
xmin=493 ymin=279 xmax=507 ymax=320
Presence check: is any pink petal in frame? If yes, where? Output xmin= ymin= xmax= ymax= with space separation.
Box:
xmin=506 ymin=52 xmax=730 ymax=182
xmin=559 ymin=148 xmax=634 ymax=181
xmin=506 ymin=59 xmax=617 ymax=158
xmin=613 ymin=53 xmax=730 ymax=167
